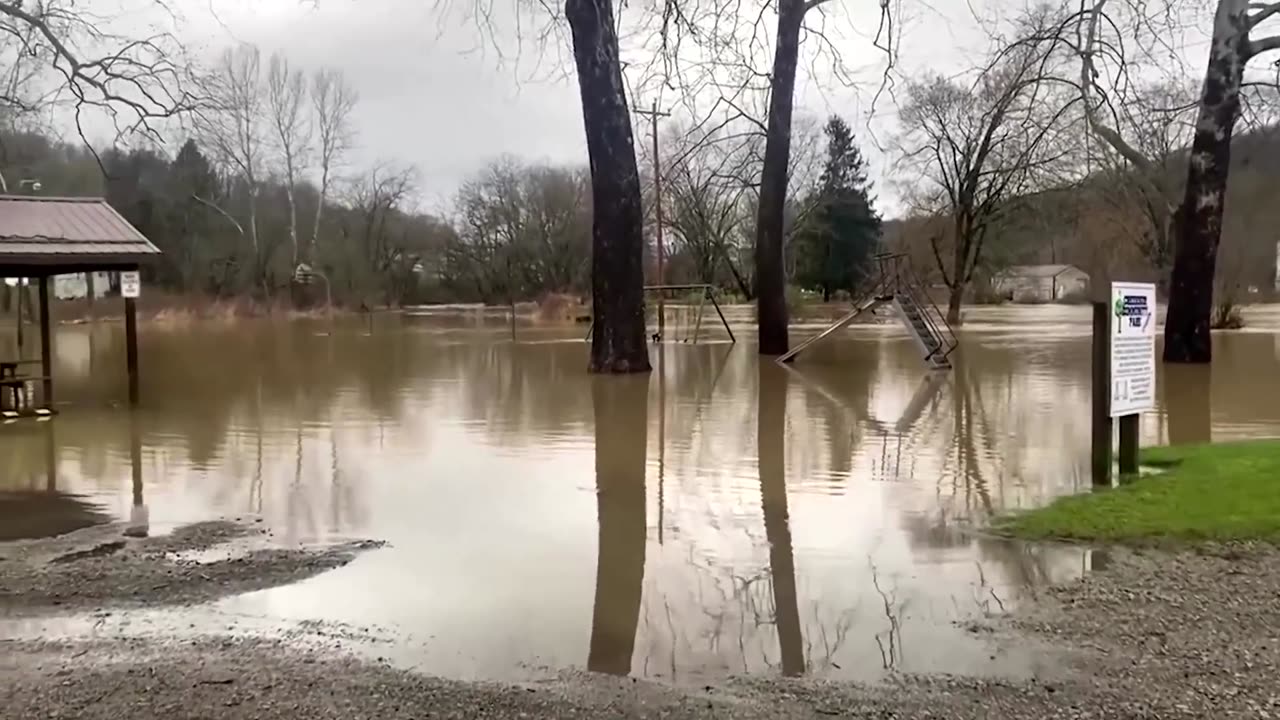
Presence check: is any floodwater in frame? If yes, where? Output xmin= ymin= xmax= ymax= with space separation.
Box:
xmin=3 ymin=304 xmax=1280 ymax=682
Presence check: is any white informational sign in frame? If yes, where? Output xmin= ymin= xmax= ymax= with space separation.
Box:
xmin=1110 ymin=282 xmax=1157 ymax=417
xmin=121 ymin=271 xmax=141 ymax=299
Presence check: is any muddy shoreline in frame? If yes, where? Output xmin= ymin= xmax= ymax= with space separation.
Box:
xmin=3 ymin=520 xmax=1279 ymax=718
xmin=0 ymin=520 xmax=382 ymax=614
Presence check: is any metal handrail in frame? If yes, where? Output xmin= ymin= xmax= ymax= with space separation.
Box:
xmin=874 ymin=253 xmax=957 ymax=362
xmin=900 ymin=264 xmax=958 ymax=360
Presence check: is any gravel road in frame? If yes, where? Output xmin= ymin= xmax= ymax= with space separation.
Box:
xmin=4 ymin=523 xmax=1280 ymax=719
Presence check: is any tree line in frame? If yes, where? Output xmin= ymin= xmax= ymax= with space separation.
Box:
xmin=891 ymin=2 xmax=1280 ymax=361
xmin=4 ymin=0 xmax=1278 ymax=369
xmin=0 ymin=109 xmax=881 ymax=309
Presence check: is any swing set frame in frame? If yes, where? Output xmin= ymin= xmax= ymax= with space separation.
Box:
xmin=584 ymin=284 xmax=736 ymax=345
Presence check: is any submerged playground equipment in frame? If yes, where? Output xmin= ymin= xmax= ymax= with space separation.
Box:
xmin=584 ymin=283 xmax=737 ymax=345
xmin=779 ymin=253 xmax=958 ymax=368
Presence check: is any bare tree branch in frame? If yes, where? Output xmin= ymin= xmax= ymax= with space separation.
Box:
xmin=1247 ymin=1 xmax=1280 ymax=28
xmin=1248 ymin=33 xmax=1280 ymax=56
xmin=0 ymin=0 xmax=196 ymax=143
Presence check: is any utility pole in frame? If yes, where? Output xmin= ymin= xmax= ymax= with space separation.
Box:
xmin=635 ymin=103 xmax=671 ymax=341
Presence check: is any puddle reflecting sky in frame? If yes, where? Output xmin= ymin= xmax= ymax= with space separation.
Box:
xmin=3 ymin=304 xmax=1280 ymax=682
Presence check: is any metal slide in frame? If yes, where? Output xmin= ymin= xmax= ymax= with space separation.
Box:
xmin=777 ymin=291 xmax=886 ymax=364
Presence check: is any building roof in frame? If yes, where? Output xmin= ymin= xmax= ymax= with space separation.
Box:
xmin=997 ymin=264 xmax=1086 ymax=279
xmin=0 ymin=195 xmax=159 ymax=271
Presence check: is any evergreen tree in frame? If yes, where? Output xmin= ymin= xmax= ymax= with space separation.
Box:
xmin=794 ymin=116 xmax=881 ymax=301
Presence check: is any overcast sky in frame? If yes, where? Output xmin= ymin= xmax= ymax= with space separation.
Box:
xmin=143 ymin=0 xmax=1208 ymax=217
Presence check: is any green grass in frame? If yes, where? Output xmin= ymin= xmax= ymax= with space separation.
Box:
xmin=996 ymin=439 xmax=1280 ymax=544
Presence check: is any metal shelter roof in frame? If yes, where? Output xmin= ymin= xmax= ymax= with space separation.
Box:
xmin=0 ymin=195 xmax=159 ymax=272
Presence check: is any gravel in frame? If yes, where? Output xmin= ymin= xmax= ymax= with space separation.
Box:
xmin=4 ymin=525 xmax=1280 ymax=718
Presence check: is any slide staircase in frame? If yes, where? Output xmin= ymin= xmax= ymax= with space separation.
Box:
xmin=779 ymin=253 xmax=957 ymax=368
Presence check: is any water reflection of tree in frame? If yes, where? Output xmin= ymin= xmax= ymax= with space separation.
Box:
xmin=628 ymin=355 xmax=857 ymax=679
xmin=587 ymin=375 xmax=649 ymax=676
xmin=784 ymin=342 xmax=880 ymax=484
xmin=758 ymin=363 xmax=805 ymax=677
xmin=45 ymin=320 xmax=430 ymax=466
xmin=951 ymin=362 xmax=995 ymax=520
xmin=868 ymin=559 xmax=905 ymax=671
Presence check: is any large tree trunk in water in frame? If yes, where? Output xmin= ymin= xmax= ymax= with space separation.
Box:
xmin=754 ymin=0 xmax=805 ymax=356
xmin=587 ymin=375 xmax=648 ymax=675
xmin=947 ymin=217 xmax=969 ymax=326
xmin=1164 ymin=0 xmax=1248 ymax=364
xmin=567 ymin=0 xmax=650 ymax=373
xmin=946 ymin=285 xmax=963 ymax=326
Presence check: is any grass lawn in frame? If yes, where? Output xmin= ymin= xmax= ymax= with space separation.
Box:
xmin=996 ymin=439 xmax=1280 ymax=543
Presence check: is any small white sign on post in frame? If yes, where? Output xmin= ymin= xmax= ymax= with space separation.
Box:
xmin=1110 ymin=281 xmax=1157 ymax=417
xmin=121 ymin=271 xmax=141 ymax=299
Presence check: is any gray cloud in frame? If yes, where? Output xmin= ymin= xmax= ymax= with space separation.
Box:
xmin=167 ymin=0 xmax=991 ymax=216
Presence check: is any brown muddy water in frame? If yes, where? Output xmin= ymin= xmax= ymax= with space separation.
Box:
xmin=3 ymin=304 xmax=1280 ymax=683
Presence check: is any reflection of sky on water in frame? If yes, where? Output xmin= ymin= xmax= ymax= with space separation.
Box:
xmin=3 ymin=305 xmax=1280 ymax=682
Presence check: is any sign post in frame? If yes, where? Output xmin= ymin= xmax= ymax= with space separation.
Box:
xmin=1091 ymin=303 xmax=1112 ymax=485
xmin=1109 ymin=282 xmax=1156 ymax=475
xmin=121 ymin=270 xmax=141 ymax=406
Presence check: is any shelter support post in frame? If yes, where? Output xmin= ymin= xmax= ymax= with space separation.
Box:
xmin=1091 ymin=302 xmax=1112 ymax=486
xmin=125 ymin=296 xmax=139 ymax=407
xmin=38 ymin=276 xmax=51 ymax=406
xmin=1118 ymin=415 xmax=1139 ymax=476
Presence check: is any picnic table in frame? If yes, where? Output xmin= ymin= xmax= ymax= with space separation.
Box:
xmin=1 ymin=359 xmax=41 ymax=378
xmin=1 ymin=359 xmax=45 ymax=412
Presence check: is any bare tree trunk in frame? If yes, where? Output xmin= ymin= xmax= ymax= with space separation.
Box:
xmin=1164 ymin=0 xmax=1249 ymax=364
xmin=754 ymin=0 xmax=805 ymax=356
xmin=287 ymin=187 xmax=299 ymax=267
xmin=310 ymin=171 xmax=328 ymax=268
xmin=947 ymin=220 xmax=969 ymax=325
xmin=567 ymin=0 xmax=650 ymax=373
xmin=249 ymin=191 xmax=265 ymax=296
xmin=946 ymin=284 xmax=963 ymax=325
xmin=586 ymin=375 xmax=648 ymax=675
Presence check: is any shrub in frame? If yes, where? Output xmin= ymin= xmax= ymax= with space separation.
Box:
xmin=1211 ymin=302 xmax=1245 ymax=329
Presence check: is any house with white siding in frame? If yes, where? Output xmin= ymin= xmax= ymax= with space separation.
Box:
xmin=992 ymin=264 xmax=1090 ymax=303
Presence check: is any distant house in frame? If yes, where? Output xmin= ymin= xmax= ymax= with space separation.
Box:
xmin=992 ymin=264 xmax=1090 ymax=303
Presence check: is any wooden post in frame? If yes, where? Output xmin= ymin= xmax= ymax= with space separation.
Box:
xmin=43 ymin=421 xmax=56 ymax=492
xmin=125 ymin=409 xmax=148 ymax=537
xmin=1091 ymin=302 xmax=1112 ymax=486
xmin=37 ymin=276 xmax=51 ymax=406
xmin=130 ymin=413 xmax=144 ymax=506
xmin=1118 ymin=414 xmax=1139 ymax=475
xmin=16 ymin=277 xmax=24 ymax=353
xmin=125 ymin=296 xmax=139 ymax=407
